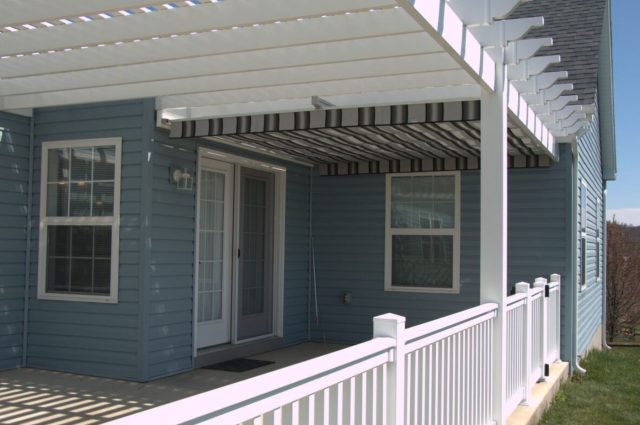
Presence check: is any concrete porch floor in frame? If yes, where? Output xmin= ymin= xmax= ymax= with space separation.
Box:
xmin=0 ymin=342 xmax=344 ymax=425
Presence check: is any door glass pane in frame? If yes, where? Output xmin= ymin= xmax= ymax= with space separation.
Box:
xmin=198 ymin=169 xmax=225 ymax=323
xmin=241 ymin=177 xmax=267 ymax=315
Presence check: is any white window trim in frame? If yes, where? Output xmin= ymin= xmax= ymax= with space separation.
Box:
xmin=596 ymin=197 xmax=602 ymax=283
xmin=37 ymin=138 xmax=122 ymax=304
xmin=384 ymin=171 xmax=461 ymax=294
xmin=579 ymin=178 xmax=588 ymax=290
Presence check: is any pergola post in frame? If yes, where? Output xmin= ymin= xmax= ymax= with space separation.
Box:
xmin=480 ymin=55 xmax=509 ymax=424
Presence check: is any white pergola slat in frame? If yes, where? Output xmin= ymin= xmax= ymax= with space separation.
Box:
xmin=1 ymin=34 xmax=448 ymax=96
xmin=0 ymin=9 xmax=419 ymax=78
xmin=0 ymin=0 xmax=164 ymax=27
xmin=1 ymin=57 xmax=472 ymax=110
xmin=0 ymin=0 xmax=396 ymax=56
xmin=0 ymin=0 xmax=589 ymax=152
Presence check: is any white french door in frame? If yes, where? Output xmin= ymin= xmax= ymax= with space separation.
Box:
xmin=195 ymin=157 xmax=278 ymax=349
xmin=195 ymin=159 xmax=234 ymax=348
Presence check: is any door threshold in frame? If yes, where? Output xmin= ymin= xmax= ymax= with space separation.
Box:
xmin=195 ymin=336 xmax=284 ymax=369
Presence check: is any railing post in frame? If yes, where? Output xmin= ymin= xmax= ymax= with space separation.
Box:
xmin=534 ymin=277 xmax=548 ymax=379
xmin=551 ymin=274 xmax=562 ymax=362
xmin=373 ymin=313 xmax=406 ymax=425
xmin=515 ymin=282 xmax=531 ymax=405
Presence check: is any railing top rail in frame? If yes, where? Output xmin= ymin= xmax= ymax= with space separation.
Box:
xmin=108 ymin=337 xmax=394 ymax=425
xmin=404 ymin=303 xmax=498 ymax=343
xmin=506 ymin=292 xmax=527 ymax=308
xmin=530 ymin=286 xmax=544 ymax=300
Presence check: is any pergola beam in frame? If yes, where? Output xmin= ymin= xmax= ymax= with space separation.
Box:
xmin=159 ymin=85 xmax=482 ymax=121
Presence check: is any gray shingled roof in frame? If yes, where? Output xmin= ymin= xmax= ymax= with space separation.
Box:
xmin=509 ymin=0 xmax=607 ymax=106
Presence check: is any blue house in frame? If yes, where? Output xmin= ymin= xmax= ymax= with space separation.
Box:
xmin=0 ymin=1 xmax=615 ymax=420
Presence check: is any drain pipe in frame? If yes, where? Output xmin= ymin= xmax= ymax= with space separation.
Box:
xmin=601 ymin=186 xmax=611 ymax=350
xmin=21 ymin=115 xmax=35 ymax=367
xmin=571 ymin=142 xmax=586 ymax=374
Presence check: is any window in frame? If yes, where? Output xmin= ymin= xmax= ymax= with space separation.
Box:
xmin=596 ymin=197 xmax=602 ymax=280
xmin=385 ymin=172 xmax=460 ymax=293
xmin=37 ymin=138 xmax=121 ymax=303
xmin=579 ymin=179 xmax=588 ymax=289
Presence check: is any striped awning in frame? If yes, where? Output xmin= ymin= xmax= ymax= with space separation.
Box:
xmin=170 ymin=100 xmax=551 ymax=175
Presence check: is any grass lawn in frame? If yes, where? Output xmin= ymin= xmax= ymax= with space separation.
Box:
xmin=540 ymin=347 xmax=640 ymax=425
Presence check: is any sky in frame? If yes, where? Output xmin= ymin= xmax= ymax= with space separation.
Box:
xmin=606 ymin=1 xmax=640 ymax=225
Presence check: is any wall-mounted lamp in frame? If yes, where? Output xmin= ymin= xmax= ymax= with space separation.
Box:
xmin=170 ymin=167 xmax=193 ymax=191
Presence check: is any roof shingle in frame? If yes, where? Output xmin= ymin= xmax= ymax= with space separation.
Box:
xmin=508 ymin=0 xmax=607 ymax=106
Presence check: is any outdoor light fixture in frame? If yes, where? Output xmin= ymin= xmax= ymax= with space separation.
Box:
xmin=170 ymin=167 xmax=193 ymax=191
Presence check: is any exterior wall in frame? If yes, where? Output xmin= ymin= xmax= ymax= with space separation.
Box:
xmin=0 ymin=112 xmax=30 ymax=370
xmin=311 ymin=156 xmax=572 ymax=345
xmin=15 ymin=98 xmax=310 ymax=381
xmin=310 ymin=171 xmax=480 ymax=344
xmin=508 ymin=144 xmax=573 ymax=360
xmin=145 ymin=132 xmax=311 ymax=379
xmin=26 ymin=100 xmax=151 ymax=380
xmin=576 ymin=116 xmax=605 ymax=356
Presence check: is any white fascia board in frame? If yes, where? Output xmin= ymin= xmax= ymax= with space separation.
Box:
xmin=4 ymin=108 xmax=33 ymax=117
xmin=0 ymin=0 xmax=396 ymax=56
xmin=396 ymin=0 xmax=496 ymax=90
xmin=159 ymin=85 xmax=481 ymax=121
xmin=0 ymin=8 xmax=421 ymax=79
xmin=157 ymin=72 xmax=475 ymax=110
xmin=1 ymin=37 xmax=451 ymax=96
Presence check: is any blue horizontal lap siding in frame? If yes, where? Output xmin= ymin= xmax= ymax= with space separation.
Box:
xmin=0 ymin=112 xmax=30 ymax=370
xmin=146 ymin=135 xmax=197 ymax=379
xmin=27 ymin=100 xmax=147 ymax=380
xmin=507 ymin=144 xmax=572 ymax=360
xmin=145 ymin=133 xmax=311 ymax=379
xmin=310 ymin=172 xmax=479 ymax=344
xmin=577 ymin=115 xmax=605 ymax=356
xmin=311 ymin=157 xmax=572 ymax=346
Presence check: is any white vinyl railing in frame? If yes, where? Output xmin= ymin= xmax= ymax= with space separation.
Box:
xmin=109 ymin=275 xmax=561 ymax=425
xmin=109 ymin=304 xmax=497 ymax=425
xmin=504 ymin=274 xmax=562 ymax=418
xmin=403 ymin=304 xmax=497 ymax=425
xmin=545 ymin=275 xmax=562 ymax=364
xmin=505 ymin=290 xmax=528 ymax=415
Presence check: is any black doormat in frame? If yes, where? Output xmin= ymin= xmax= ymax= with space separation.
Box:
xmin=202 ymin=358 xmax=275 ymax=372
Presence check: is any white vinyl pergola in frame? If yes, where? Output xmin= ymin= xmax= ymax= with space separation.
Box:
xmin=0 ymin=1 xmax=587 ymax=423
xmin=0 ymin=0 xmax=589 ymax=150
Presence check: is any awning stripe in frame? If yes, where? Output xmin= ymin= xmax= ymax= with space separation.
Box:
xmin=170 ymin=100 xmax=551 ymax=170
xmin=170 ymin=101 xmax=482 ymax=138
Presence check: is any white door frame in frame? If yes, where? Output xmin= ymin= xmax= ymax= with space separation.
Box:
xmin=193 ymin=147 xmax=286 ymax=356
xmin=194 ymin=158 xmax=234 ymax=349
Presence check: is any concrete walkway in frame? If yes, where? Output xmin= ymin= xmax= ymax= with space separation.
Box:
xmin=0 ymin=343 xmax=342 ymax=425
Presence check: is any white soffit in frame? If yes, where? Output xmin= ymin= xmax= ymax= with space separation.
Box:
xmin=0 ymin=0 xmax=491 ymax=116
